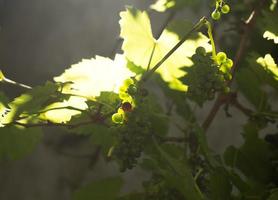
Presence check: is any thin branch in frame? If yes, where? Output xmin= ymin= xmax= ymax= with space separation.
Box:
xmin=141 ymin=17 xmax=208 ymax=82
xmin=146 ymin=43 xmax=157 ymax=71
xmin=9 ymin=120 xmax=94 ymax=129
xmin=2 ymin=76 xmax=32 ymax=89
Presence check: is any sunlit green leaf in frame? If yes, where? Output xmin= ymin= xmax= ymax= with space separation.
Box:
xmin=119 ymin=7 xmax=211 ymax=91
xmin=40 ymin=96 xmax=88 ymax=123
xmin=256 ymin=54 xmax=278 ymax=81
xmin=54 ymin=54 xmax=135 ymax=99
xmin=1 ymin=82 xmax=59 ymax=125
xmin=263 ymin=31 xmax=278 ymax=44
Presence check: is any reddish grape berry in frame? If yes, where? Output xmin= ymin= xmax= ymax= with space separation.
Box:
xmin=121 ymin=102 xmax=133 ymax=112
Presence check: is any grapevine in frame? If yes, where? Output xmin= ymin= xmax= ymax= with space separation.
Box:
xmin=0 ymin=0 xmax=277 ymax=199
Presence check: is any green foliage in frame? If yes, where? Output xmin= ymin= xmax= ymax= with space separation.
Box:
xmin=119 ymin=7 xmax=210 ymax=91
xmin=0 ymin=1 xmax=278 ymax=200
xmin=73 ymin=177 xmax=123 ymax=200
xmin=180 ymin=49 xmax=230 ymax=106
xmin=0 ymin=126 xmax=42 ymax=160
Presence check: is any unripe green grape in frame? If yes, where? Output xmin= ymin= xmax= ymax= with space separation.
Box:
xmin=221 ymin=4 xmax=230 ymax=14
xmin=195 ymin=47 xmax=206 ymax=56
xmin=112 ymin=113 xmax=124 ymax=124
xmin=211 ymin=10 xmax=221 ymax=20
xmin=216 ymin=52 xmax=227 ymax=63
xmin=224 ymin=58 xmax=233 ymax=68
xmin=123 ymin=78 xmax=134 ymax=87
xmin=127 ymin=84 xmax=137 ymax=95
xmin=119 ymin=91 xmax=130 ymax=100
xmin=117 ymin=108 xmax=124 ymax=114
xmin=119 ymin=85 xmax=127 ymax=93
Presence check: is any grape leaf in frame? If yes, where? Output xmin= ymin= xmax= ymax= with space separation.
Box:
xmin=263 ymin=31 xmax=278 ymax=44
xmin=73 ymin=177 xmax=123 ymax=200
xmin=223 ymin=122 xmax=274 ymax=197
xmin=119 ymin=7 xmax=211 ymax=91
xmin=40 ymin=96 xmax=88 ymax=123
xmin=258 ymin=10 xmax=278 ymax=44
xmin=54 ymin=54 xmax=135 ymax=99
xmin=208 ymin=167 xmax=232 ymax=200
xmin=237 ymin=67 xmax=269 ymax=111
xmin=0 ymin=126 xmax=42 ymax=160
xmin=256 ymin=54 xmax=278 ymax=83
xmin=148 ymin=140 xmax=204 ymax=200
xmin=237 ymin=53 xmax=278 ymax=111
xmin=0 ymin=82 xmax=59 ymax=125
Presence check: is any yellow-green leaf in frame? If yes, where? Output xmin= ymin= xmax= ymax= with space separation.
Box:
xmin=119 ymin=7 xmax=211 ymax=91
xmin=54 ymin=54 xmax=135 ymax=99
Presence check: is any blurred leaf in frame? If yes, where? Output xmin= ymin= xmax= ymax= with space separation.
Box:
xmin=150 ymin=0 xmax=200 ymax=12
xmin=1 ymin=82 xmax=59 ymax=125
xmin=0 ymin=126 xmax=42 ymax=160
xmin=236 ymin=67 xmax=269 ymax=111
xmin=237 ymin=53 xmax=278 ymax=111
xmin=258 ymin=10 xmax=278 ymax=44
xmin=268 ymin=189 xmax=278 ymax=200
xmin=73 ymin=177 xmax=123 ymax=200
xmin=150 ymin=140 xmax=204 ymax=200
xmin=119 ymin=7 xmax=210 ymax=91
xmin=208 ymin=167 xmax=232 ymax=200
xmin=223 ymin=122 xmax=274 ymax=197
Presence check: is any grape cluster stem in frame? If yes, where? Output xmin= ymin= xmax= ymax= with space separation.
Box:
xmin=202 ymin=0 xmax=269 ymax=132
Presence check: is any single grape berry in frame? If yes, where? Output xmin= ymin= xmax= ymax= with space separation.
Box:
xmin=112 ymin=113 xmax=124 ymax=124
xmin=123 ymin=78 xmax=134 ymax=87
xmin=119 ymin=91 xmax=130 ymax=100
xmin=211 ymin=10 xmax=221 ymax=20
xmin=221 ymin=4 xmax=230 ymax=14
xmin=216 ymin=52 xmax=227 ymax=63
xmin=195 ymin=47 xmax=206 ymax=56
xmin=127 ymin=84 xmax=137 ymax=95
xmin=121 ymin=102 xmax=133 ymax=112
xmin=224 ymin=59 xmax=233 ymax=68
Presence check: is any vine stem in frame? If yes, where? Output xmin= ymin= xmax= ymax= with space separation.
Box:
xmin=205 ymin=21 xmax=217 ymax=59
xmin=141 ymin=17 xmax=208 ymax=82
xmin=202 ymin=0 xmax=269 ymax=132
xmin=1 ymin=74 xmax=32 ymax=89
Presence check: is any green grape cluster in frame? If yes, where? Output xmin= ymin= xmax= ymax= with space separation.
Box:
xmin=143 ymin=175 xmax=185 ymax=200
xmin=112 ymin=110 xmax=151 ymax=172
xmin=181 ymin=47 xmax=231 ymax=106
xmin=211 ymin=0 xmax=230 ymax=20
xmin=111 ymin=78 xmax=137 ymax=124
xmin=216 ymin=51 xmax=233 ymax=80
